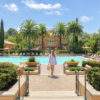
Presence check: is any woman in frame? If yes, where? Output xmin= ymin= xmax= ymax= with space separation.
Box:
xmin=48 ymin=50 xmax=57 ymax=76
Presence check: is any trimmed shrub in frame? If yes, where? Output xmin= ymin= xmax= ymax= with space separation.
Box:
xmin=0 ymin=63 xmax=18 ymax=90
xmin=56 ymin=50 xmax=70 ymax=54
xmin=82 ymin=60 xmax=100 ymax=68
xmin=0 ymin=50 xmax=46 ymax=54
xmin=96 ymin=50 xmax=100 ymax=55
xmin=28 ymin=57 xmax=36 ymax=62
xmin=87 ymin=67 xmax=100 ymax=91
xmin=68 ymin=67 xmax=84 ymax=71
xmin=66 ymin=59 xmax=79 ymax=63
xmin=0 ymin=62 xmax=18 ymax=69
xmin=24 ymin=67 xmax=35 ymax=71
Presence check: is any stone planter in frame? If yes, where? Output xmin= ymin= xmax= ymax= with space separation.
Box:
xmin=25 ymin=62 xmax=38 ymax=67
xmin=0 ymin=78 xmax=26 ymax=100
xmin=66 ymin=62 xmax=79 ymax=67
xmin=78 ymin=77 xmax=100 ymax=100
xmin=65 ymin=70 xmax=85 ymax=75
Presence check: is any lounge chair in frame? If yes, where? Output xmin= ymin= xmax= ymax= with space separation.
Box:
xmin=36 ymin=53 xmax=38 ymax=56
xmin=40 ymin=53 xmax=42 ymax=56
xmin=32 ymin=52 xmax=34 ymax=56
xmin=23 ymin=53 xmax=25 ymax=56
xmin=20 ymin=53 xmax=22 ymax=56
xmin=15 ymin=53 xmax=18 ymax=56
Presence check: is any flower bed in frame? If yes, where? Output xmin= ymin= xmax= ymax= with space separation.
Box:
xmin=0 ymin=62 xmax=18 ymax=91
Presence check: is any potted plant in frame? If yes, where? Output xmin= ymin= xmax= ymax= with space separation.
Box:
xmin=25 ymin=57 xmax=39 ymax=67
xmin=66 ymin=59 xmax=79 ymax=67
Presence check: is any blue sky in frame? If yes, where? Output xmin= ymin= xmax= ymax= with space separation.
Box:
xmin=0 ymin=0 xmax=100 ymax=33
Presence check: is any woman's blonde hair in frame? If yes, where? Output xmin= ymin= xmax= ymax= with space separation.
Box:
xmin=51 ymin=50 xmax=56 ymax=57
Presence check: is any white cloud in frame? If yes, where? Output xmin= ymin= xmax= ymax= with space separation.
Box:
xmin=80 ymin=16 xmax=93 ymax=22
xmin=22 ymin=0 xmax=61 ymax=10
xmin=45 ymin=11 xmax=61 ymax=15
xmin=4 ymin=3 xmax=18 ymax=12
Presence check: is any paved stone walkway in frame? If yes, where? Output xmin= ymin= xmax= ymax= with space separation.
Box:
xmin=40 ymin=64 xmax=64 ymax=75
xmin=29 ymin=75 xmax=75 ymax=91
xmin=29 ymin=64 xmax=76 ymax=91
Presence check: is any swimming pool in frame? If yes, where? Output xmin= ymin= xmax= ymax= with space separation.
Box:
xmin=0 ymin=56 xmax=88 ymax=66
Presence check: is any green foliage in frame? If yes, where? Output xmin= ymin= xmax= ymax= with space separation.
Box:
xmin=0 ymin=50 xmax=46 ymax=54
xmin=6 ymin=28 xmax=18 ymax=36
xmin=67 ymin=18 xmax=83 ymax=51
xmin=24 ymin=67 xmax=35 ymax=71
xmin=87 ymin=67 xmax=100 ymax=91
xmin=66 ymin=59 xmax=79 ymax=63
xmin=39 ymin=24 xmax=47 ymax=49
xmin=20 ymin=19 xmax=39 ymax=49
xmin=68 ymin=67 xmax=84 ymax=71
xmin=82 ymin=60 xmax=100 ymax=68
xmin=56 ymin=50 xmax=70 ymax=53
xmin=0 ymin=19 xmax=4 ymax=48
xmin=55 ymin=22 xmax=66 ymax=49
xmin=0 ymin=63 xmax=18 ymax=90
xmin=28 ymin=57 xmax=36 ymax=62
xmin=83 ymin=33 xmax=100 ymax=53
xmin=96 ymin=50 xmax=100 ymax=55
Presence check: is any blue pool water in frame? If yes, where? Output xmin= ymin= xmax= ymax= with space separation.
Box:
xmin=0 ymin=56 xmax=88 ymax=66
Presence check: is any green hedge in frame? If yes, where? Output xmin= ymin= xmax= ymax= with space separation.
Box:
xmin=68 ymin=67 xmax=84 ymax=71
xmin=87 ymin=67 xmax=100 ymax=91
xmin=82 ymin=60 xmax=100 ymax=68
xmin=56 ymin=50 xmax=70 ymax=54
xmin=0 ymin=63 xmax=18 ymax=90
xmin=0 ymin=50 xmax=46 ymax=54
xmin=96 ymin=50 xmax=100 ymax=55
xmin=24 ymin=67 xmax=35 ymax=71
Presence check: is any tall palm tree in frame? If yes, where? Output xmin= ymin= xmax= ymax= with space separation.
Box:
xmin=39 ymin=24 xmax=47 ymax=49
xmin=55 ymin=22 xmax=65 ymax=49
xmin=67 ymin=18 xmax=83 ymax=49
xmin=20 ymin=20 xmax=38 ymax=50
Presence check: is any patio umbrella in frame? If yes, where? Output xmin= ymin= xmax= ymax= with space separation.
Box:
xmin=82 ymin=46 xmax=91 ymax=54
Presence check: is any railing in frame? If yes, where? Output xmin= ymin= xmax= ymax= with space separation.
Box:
xmin=84 ymin=69 xmax=88 ymax=100
xmin=25 ymin=71 xmax=30 ymax=96
xmin=75 ymin=71 xmax=79 ymax=96
xmin=16 ymin=69 xmax=21 ymax=100
xmin=16 ymin=69 xmax=30 ymax=100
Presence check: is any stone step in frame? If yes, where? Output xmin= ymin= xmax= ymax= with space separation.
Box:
xmin=28 ymin=91 xmax=77 ymax=98
xmin=23 ymin=97 xmax=84 ymax=100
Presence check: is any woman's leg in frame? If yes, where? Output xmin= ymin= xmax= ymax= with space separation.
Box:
xmin=51 ymin=65 xmax=54 ymax=76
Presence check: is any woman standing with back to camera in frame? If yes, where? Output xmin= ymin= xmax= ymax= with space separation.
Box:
xmin=48 ymin=50 xmax=57 ymax=76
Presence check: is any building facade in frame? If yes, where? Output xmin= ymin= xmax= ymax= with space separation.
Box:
xmin=35 ymin=32 xmax=68 ymax=50
xmin=4 ymin=41 xmax=15 ymax=49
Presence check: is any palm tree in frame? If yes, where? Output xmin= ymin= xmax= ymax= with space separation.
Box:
xmin=55 ymin=22 xmax=65 ymax=49
xmin=20 ymin=20 xmax=38 ymax=50
xmin=67 ymin=18 xmax=83 ymax=49
xmin=39 ymin=24 xmax=47 ymax=49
